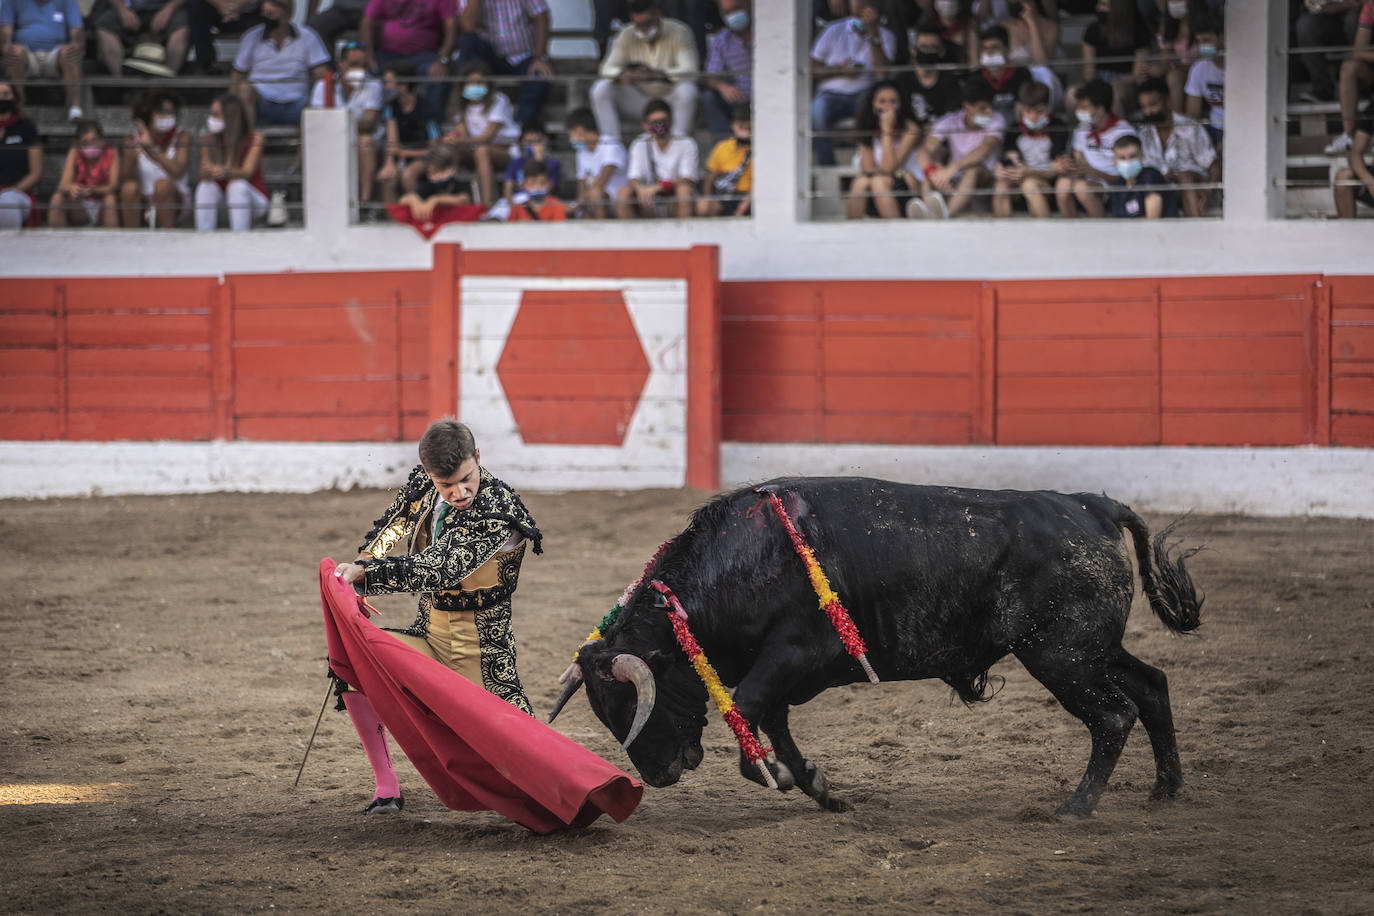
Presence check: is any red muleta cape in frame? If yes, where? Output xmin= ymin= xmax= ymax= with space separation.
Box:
xmin=318 ymin=558 xmax=642 ymax=833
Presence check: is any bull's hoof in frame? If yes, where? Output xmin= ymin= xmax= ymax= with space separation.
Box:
xmin=800 ymin=762 xmax=851 ymax=812
xmin=1149 ymin=778 xmax=1184 ymax=803
xmin=771 ymin=759 xmax=796 ymax=792
xmin=1054 ymin=799 xmax=1097 ymax=821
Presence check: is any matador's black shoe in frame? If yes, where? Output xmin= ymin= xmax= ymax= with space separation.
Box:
xmin=363 ymin=793 xmax=403 ymax=815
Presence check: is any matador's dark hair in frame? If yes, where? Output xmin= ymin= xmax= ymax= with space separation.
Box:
xmin=419 ymin=418 xmax=478 ymax=475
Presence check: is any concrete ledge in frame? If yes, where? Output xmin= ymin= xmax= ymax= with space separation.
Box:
xmin=721 ymin=444 xmax=1374 ymax=519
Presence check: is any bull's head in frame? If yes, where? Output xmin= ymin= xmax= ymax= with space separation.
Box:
xmin=551 ymin=639 xmax=707 ymax=788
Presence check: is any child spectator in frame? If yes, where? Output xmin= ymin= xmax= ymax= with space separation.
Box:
xmin=1325 ymin=1 xmax=1374 ymax=157
xmin=311 ymin=42 xmax=386 ymax=215
xmin=505 ymin=159 xmax=566 ymax=221
xmin=119 ymin=89 xmax=191 ymax=228
xmin=397 ymin=143 xmax=471 ymax=221
xmin=698 ymin=103 xmax=752 ymax=217
xmin=1080 ymin=0 xmax=1153 ymax=114
xmin=993 ymin=79 xmax=1067 ymax=219
xmin=972 ymin=25 xmax=1033 ymax=129
xmin=918 ymin=76 xmax=1005 ymax=219
xmin=1106 ymin=133 xmax=1177 ymax=219
xmin=430 ymin=61 xmax=518 ymax=205
xmin=454 ymin=0 xmax=554 ymax=129
xmin=194 ymin=93 xmax=269 ymax=232
xmin=567 ymin=106 xmax=627 ymax=219
xmin=361 ymin=0 xmax=458 ymax=121
xmin=1055 ymin=77 xmax=1135 ymax=218
xmin=904 ymin=22 xmax=962 ymax=126
xmin=1333 ymin=106 xmax=1373 ymax=218
xmin=501 ymin=120 xmax=562 ymax=211
xmin=0 ymin=81 xmax=42 ymax=229
xmin=589 ymin=0 xmax=699 ymax=142
xmin=49 ymin=120 xmax=119 ymax=228
xmin=1134 ymin=76 xmax=1214 ymax=218
xmin=846 ymin=82 xmax=919 ymax=220
xmin=700 ymin=0 xmax=753 ymax=142
xmin=94 ymin=0 xmax=190 ymax=76
xmin=1183 ymin=11 xmax=1224 ymax=150
xmin=617 ymin=98 xmax=696 ymax=218
xmin=377 ymin=63 xmax=435 ymax=208
xmin=230 ymin=0 xmax=330 ymax=128
xmin=808 ymin=0 xmax=897 ymax=166
xmin=1 ymin=0 xmax=85 ymax=120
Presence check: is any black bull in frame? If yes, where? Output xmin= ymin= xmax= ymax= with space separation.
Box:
xmin=552 ymin=477 xmax=1203 ymax=817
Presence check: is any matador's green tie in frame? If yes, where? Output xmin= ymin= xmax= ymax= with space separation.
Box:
xmin=433 ymin=500 xmax=451 ymax=540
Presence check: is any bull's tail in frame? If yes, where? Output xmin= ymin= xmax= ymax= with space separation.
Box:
xmin=1114 ymin=506 xmax=1204 ymax=633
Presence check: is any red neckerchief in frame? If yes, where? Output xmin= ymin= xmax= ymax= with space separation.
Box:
xmin=1019 ymin=117 xmax=1049 ymax=139
xmin=153 ymin=127 xmax=178 ymax=148
xmin=1087 ymin=113 xmax=1121 ymax=145
xmin=980 ymin=67 xmax=1017 ymax=91
xmin=0 ymin=113 xmax=19 ymax=131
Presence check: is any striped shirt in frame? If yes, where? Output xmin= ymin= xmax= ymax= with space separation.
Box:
xmin=461 ymin=0 xmax=548 ymax=64
xmin=705 ymin=28 xmax=752 ymax=101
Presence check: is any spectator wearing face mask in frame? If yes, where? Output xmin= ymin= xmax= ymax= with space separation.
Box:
xmin=903 ymin=23 xmax=961 ymax=127
xmin=993 ymin=79 xmax=1067 ymax=219
xmin=590 ymin=0 xmax=699 ymax=142
xmin=1182 ymin=12 xmax=1224 ymax=150
xmin=230 ymin=0 xmax=330 ymax=128
xmin=1333 ymin=104 xmax=1374 ymax=218
xmin=1133 ymin=76 xmax=1213 ymax=218
xmin=311 ymin=42 xmax=386 ymax=215
xmin=0 ymin=81 xmax=41 ymax=229
xmin=1055 ymin=77 xmax=1135 ymax=218
xmin=377 ymin=63 xmax=436 ymax=207
xmin=566 ymin=106 xmax=627 ymax=219
xmin=617 ymin=98 xmax=696 ymax=218
xmin=697 ymin=103 xmax=751 ymax=217
xmin=1105 ymin=133 xmax=1176 ymax=219
xmin=928 ymin=0 xmax=977 ymax=66
xmin=485 ymin=119 xmax=560 ymax=219
xmin=397 ymin=143 xmax=471 ymax=221
xmin=0 ymin=0 xmax=86 ymax=121
xmin=361 ymin=0 xmax=458 ymax=122
xmin=847 ymin=81 xmax=920 ymax=220
xmin=49 ymin=120 xmax=120 ymax=228
xmin=971 ymin=25 xmax=1033 ymax=129
xmin=194 ymin=93 xmax=269 ymax=231
xmin=453 ymin=0 xmax=553 ymax=130
xmin=700 ymin=0 xmax=752 ymax=142
xmin=505 ymin=158 xmax=566 ymax=221
xmin=917 ymin=76 xmax=1005 ymax=218
xmin=594 ymin=0 xmax=717 ymax=63
xmin=428 ymin=61 xmax=519 ymax=205
xmin=1152 ymin=0 xmax=1194 ymax=113
xmin=119 ymin=89 xmax=191 ymax=228
xmin=809 ymin=0 xmax=897 ymax=167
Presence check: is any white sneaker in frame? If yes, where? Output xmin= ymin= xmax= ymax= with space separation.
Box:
xmin=905 ymin=198 xmax=929 ymax=219
xmin=68 ymin=105 xmax=83 ymax=121
xmin=1324 ymin=133 xmax=1352 ymax=156
xmin=926 ymin=191 xmax=949 ymax=219
xmin=266 ymin=190 xmax=287 ymax=227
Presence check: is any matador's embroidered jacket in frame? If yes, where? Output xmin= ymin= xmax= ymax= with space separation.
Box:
xmin=356 ymin=465 xmax=543 ymax=713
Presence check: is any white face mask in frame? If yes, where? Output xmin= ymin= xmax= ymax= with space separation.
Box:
xmin=344 ymin=68 xmax=366 ymax=87
xmin=1075 ymin=109 xmax=1095 ymax=125
xmin=634 ymin=25 xmax=659 ymax=42
xmin=206 ymin=115 xmax=225 ymax=134
xmin=980 ymin=52 xmax=1006 ymax=69
xmin=1166 ymin=0 xmax=1188 ymax=18
xmin=153 ymin=114 xmax=177 ymax=131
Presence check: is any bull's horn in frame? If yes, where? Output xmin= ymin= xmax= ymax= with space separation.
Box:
xmin=611 ymin=654 xmax=656 ymax=752
xmin=547 ymin=664 xmax=584 ymax=724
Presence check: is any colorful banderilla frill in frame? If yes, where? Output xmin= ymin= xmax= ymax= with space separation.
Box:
xmin=573 ymin=540 xmax=673 ymax=658
xmin=762 ymin=490 xmax=880 ymax=684
xmin=649 ymin=580 xmax=777 ymax=790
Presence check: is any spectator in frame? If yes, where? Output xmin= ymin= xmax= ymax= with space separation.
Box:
xmin=1106 ymin=133 xmax=1176 ymax=218
xmin=119 ymin=89 xmax=191 ymax=228
xmin=1055 ymin=76 xmax=1134 ymax=218
xmin=361 ymin=0 xmax=458 ymax=121
xmin=454 ymin=0 xmax=553 ymax=129
xmin=590 ymin=0 xmax=698 ymax=142
xmin=700 ymin=0 xmax=752 ymax=142
xmin=929 ymin=0 xmax=977 ymax=65
xmin=306 ymin=0 xmax=364 ymax=49
xmin=993 ymin=78 xmax=1066 ymax=219
xmin=809 ymin=0 xmax=896 ymax=166
xmin=425 ymin=61 xmax=517 ymax=205
xmin=1151 ymin=0 xmax=1193 ymax=112
xmin=698 ymin=102 xmax=751 ymax=217
xmin=1183 ymin=11 xmax=1223 ymax=149
xmin=617 ymin=97 xmax=696 ymax=218
xmin=230 ymin=0 xmax=330 ymax=128
xmin=0 ymin=81 xmax=40 ymax=229
xmin=904 ymin=22 xmax=961 ymax=125
xmin=397 ymin=143 xmax=471 ymax=220
xmin=194 ymin=93 xmax=269 ymax=231
xmin=0 ymin=0 xmax=85 ymax=120
xmin=918 ymin=76 xmax=1005 ymax=218
xmin=1333 ymin=106 xmax=1373 ymax=217
xmin=972 ymin=24 xmax=1033 ymax=128
xmin=1294 ymin=0 xmax=1362 ymax=105
xmin=500 ymin=118 xmax=560 ymax=209
xmin=1080 ymin=0 xmax=1153 ymax=114
xmin=846 ymin=81 xmax=919 ymax=219
xmin=1001 ymin=0 xmax=1061 ymax=63
xmin=95 ymin=0 xmax=190 ymax=76
xmin=49 ymin=120 xmax=119 ymax=228
xmin=594 ymin=0 xmax=717 ymax=62
xmin=505 ymin=158 xmax=566 ymax=220
xmin=1327 ymin=1 xmax=1374 ymax=157
xmin=377 ymin=62 xmax=435 ymax=207
xmin=311 ymin=41 xmax=386 ymax=214
xmin=566 ymin=105 xmax=627 ymax=218
xmin=187 ymin=0 xmax=263 ymax=74
xmin=1134 ymin=76 xmax=1213 ymax=218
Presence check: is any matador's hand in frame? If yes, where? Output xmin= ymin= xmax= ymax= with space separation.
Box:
xmin=335 ymin=562 xmax=367 ymax=585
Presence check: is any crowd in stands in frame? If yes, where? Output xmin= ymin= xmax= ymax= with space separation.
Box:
xmin=1 ymin=0 xmax=1373 ymax=228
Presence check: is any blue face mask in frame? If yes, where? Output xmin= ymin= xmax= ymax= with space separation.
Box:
xmin=528 ymin=189 xmax=547 ymax=201
xmin=461 ymin=84 xmax=488 ymax=102
xmin=724 ymin=9 xmax=749 ymax=31
xmin=848 ymin=16 xmax=864 ymax=32
xmin=1116 ymin=158 xmax=1142 ymax=181
xmin=1198 ymin=44 xmax=1217 ymax=59
xmin=571 ymin=139 xmax=587 ymax=152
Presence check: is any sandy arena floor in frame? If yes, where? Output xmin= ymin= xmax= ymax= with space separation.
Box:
xmin=2 ymin=484 xmax=1372 ymax=914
